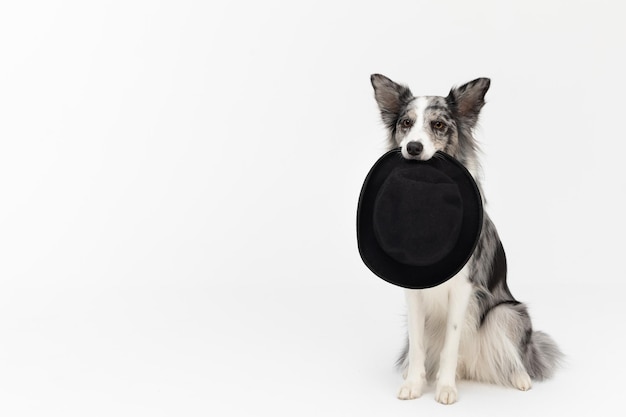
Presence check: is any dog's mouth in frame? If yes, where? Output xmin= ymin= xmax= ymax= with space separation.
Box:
xmin=400 ymin=141 xmax=437 ymax=161
xmin=400 ymin=149 xmax=436 ymax=161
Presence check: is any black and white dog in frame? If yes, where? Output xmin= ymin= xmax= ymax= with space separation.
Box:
xmin=371 ymin=74 xmax=562 ymax=404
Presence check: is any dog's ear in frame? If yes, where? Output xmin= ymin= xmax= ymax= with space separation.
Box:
xmin=371 ymin=74 xmax=413 ymax=130
xmin=447 ymin=78 xmax=490 ymax=127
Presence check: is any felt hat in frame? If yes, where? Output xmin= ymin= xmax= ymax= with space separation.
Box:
xmin=357 ymin=149 xmax=483 ymax=289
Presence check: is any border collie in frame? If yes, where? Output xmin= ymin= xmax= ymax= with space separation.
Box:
xmin=370 ymin=74 xmax=562 ymax=404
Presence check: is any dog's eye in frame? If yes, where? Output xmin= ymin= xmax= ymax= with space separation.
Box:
xmin=400 ymin=119 xmax=413 ymax=129
xmin=432 ymin=121 xmax=446 ymax=130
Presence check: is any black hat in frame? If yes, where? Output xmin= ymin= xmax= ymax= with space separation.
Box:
xmin=357 ymin=149 xmax=483 ymax=289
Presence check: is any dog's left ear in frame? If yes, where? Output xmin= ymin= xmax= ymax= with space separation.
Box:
xmin=371 ymin=74 xmax=414 ymax=131
xmin=447 ymin=78 xmax=490 ymax=127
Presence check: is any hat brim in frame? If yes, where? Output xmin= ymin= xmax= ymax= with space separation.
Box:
xmin=357 ymin=149 xmax=483 ymax=289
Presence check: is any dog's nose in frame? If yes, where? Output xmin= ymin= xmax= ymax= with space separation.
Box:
xmin=406 ymin=141 xmax=423 ymax=156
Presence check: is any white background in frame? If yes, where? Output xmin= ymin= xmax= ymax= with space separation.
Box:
xmin=1 ymin=0 xmax=625 ymax=415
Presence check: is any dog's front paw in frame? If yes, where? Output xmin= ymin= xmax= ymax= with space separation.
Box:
xmin=435 ymin=385 xmax=457 ymax=405
xmin=397 ymin=379 xmax=424 ymax=400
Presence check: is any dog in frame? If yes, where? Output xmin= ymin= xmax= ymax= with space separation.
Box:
xmin=370 ymin=74 xmax=562 ymax=404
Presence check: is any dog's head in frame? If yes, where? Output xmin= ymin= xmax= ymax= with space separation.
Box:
xmin=371 ymin=74 xmax=490 ymax=161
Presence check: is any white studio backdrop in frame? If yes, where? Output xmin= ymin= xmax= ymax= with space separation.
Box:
xmin=1 ymin=1 xmax=625 ymax=416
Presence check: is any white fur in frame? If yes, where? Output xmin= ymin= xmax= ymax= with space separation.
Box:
xmin=398 ymin=264 xmax=473 ymax=404
xmin=399 ymin=97 xmax=438 ymax=160
xmin=460 ymin=301 xmax=532 ymax=388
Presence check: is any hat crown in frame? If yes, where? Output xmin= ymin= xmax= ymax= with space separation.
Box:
xmin=373 ymin=166 xmax=463 ymax=266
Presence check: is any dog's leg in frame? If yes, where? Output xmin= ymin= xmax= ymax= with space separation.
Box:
xmin=397 ymin=289 xmax=426 ymax=400
xmin=480 ymin=303 xmax=533 ymax=390
xmin=435 ymin=267 xmax=472 ymax=405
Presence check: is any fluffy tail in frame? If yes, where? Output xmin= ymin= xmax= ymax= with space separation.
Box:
xmin=523 ymin=331 xmax=563 ymax=380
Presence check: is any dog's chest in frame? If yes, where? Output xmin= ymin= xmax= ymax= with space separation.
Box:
xmin=419 ymin=281 xmax=451 ymax=318
xmin=417 ymin=270 xmax=470 ymax=319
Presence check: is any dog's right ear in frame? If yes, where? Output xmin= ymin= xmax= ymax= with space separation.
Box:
xmin=371 ymin=74 xmax=413 ymax=130
xmin=447 ymin=78 xmax=491 ymax=128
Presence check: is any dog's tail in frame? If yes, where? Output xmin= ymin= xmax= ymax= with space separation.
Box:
xmin=522 ymin=330 xmax=563 ymax=380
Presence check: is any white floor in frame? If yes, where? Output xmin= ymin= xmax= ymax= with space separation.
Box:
xmin=1 ymin=277 xmax=620 ymax=416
